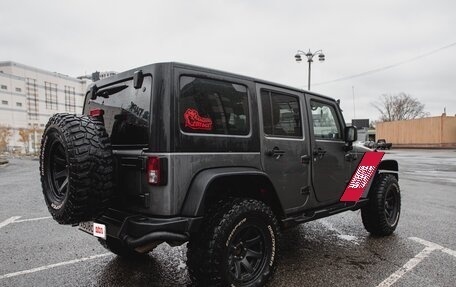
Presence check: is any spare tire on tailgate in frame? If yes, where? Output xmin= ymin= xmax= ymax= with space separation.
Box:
xmin=39 ymin=113 xmax=113 ymax=225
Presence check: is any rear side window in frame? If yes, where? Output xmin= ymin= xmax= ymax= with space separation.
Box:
xmin=261 ymin=90 xmax=302 ymax=137
xmin=179 ymin=76 xmax=249 ymax=135
xmin=85 ymin=76 xmax=152 ymax=145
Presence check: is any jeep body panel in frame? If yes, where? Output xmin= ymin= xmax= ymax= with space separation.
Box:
xmin=83 ymin=62 xmax=359 ymax=216
xmin=180 ymin=166 xmax=275 ymax=217
xmin=80 ymin=62 xmax=398 ymax=247
xmin=256 ymin=83 xmax=313 ymax=214
xmin=305 ymin=94 xmax=354 ymax=204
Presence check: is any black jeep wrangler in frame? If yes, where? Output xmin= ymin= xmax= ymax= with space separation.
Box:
xmin=40 ymin=63 xmax=401 ymax=286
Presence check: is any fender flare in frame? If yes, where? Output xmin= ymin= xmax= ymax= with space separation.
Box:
xmin=361 ymin=159 xmax=399 ymax=199
xmin=377 ymin=159 xmax=399 ymax=179
xmin=180 ymin=167 xmax=281 ymax=217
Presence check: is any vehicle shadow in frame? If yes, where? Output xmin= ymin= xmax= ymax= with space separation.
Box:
xmin=96 ymin=243 xmax=191 ymax=287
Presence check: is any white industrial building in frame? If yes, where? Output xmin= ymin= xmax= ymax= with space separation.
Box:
xmin=0 ymin=61 xmax=89 ymax=153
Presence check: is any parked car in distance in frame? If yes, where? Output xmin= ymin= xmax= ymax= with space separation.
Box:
xmin=363 ymin=140 xmax=377 ymax=149
xmin=377 ymin=139 xmax=392 ymax=150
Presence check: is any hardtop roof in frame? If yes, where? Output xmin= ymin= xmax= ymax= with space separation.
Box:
xmin=91 ymin=62 xmax=336 ymax=102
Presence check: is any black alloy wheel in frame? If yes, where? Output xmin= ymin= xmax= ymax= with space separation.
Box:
xmin=47 ymin=139 xmax=69 ymax=206
xmin=361 ymin=174 xmax=401 ymax=236
xmin=384 ymin=185 xmax=400 ymax=226
xmin=227 ymin=224 xmax=268 ymax=284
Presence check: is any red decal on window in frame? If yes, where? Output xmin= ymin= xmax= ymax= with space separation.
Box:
xmin=184 ymin=108 xmax=213 ymax=131
xmin=340 ymin=151 xmax=385 ymax=202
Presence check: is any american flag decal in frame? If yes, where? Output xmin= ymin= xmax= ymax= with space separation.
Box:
xmin=340 ymin=151 xmax=384 ymax=202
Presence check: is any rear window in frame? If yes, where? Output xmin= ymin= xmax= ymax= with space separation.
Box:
xmin=85 ymin=76 xmax=152 ymax=145
xmin=261 ymin=90 xmax=302 ymax=138
xmin=179 ymin=76 xmax=249 ymax=135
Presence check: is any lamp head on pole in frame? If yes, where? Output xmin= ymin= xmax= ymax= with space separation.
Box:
xmin=294 ymin=54 xmax=302 ymax=62
xmin=318 ymin=53 xmax=325 ymax=62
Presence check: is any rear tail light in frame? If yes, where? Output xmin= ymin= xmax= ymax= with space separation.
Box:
xmin=90 ymin=108 xmax=104 ymax=117
xmin=147 ymin=157 xmax=161 ymax=185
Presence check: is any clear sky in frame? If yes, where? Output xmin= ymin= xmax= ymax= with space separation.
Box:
xmin=1 ymin=0 xmax=455 ymax=122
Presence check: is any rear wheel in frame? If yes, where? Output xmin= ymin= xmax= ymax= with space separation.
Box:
xmin=361 ymin=174 xmax=401 ymax=236
xmin=187 ymin=198 xmax=279 ymax=287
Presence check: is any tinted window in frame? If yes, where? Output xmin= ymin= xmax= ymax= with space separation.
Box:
xmin=85 ymin=76 xmax=152 ymax=145
xmin=310 ymin=100 xmax=341 ymax=140
xmin=261 ymin=90 xmax=302 ymax=137
xmin=179 ymin=76 xmax=249 ymax=135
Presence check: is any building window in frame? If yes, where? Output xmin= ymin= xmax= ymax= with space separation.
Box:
xmin=15 ymin=87 xmax=21 ymax=92
xmin=1 ymin=85 xmax=7 ymax=90
xmin=16 ymin=102 xmax=22 ymax=107
xmin=26 ymin=78 xmax=39 ymax=121
xmin=45 ymin=82 xmax=58 ymax=110
xmin=1 ymin=100 xmax=8 ymax=105
xmin=64 ymin=86 xmax=76 ymax=113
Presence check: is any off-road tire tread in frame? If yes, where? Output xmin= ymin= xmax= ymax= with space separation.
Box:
xmin=187 ymin=198 xmax=280 ymax=287
xmin=361 ymin=174 xmax=400 ymax=236
xmin=40 ymin=113 xmax=113 ymax=224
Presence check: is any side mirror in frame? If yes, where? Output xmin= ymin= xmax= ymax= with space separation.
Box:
xmin=133 ymin=70 xmax=144 ymax=89
xmin=344 ymin=126 xmax=357 ymax=151
xmin=345 ymin=126 xmax=357 ymax=143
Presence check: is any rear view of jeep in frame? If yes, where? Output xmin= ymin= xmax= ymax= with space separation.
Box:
xmin=39 ymin=62 xmax=401 ymax=286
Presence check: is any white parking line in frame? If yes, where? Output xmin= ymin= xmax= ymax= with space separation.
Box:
xmin=0 ymin=216 xmax=52 ymax=229
xmin=14 ymin=216 xmax=52 ymax=223
xmin=377 ymin=237 xmax=456 ymax=287
xmin=376 ymin=246 xmax=437 ymax=287
xmin=0 ymin=253 xmax=112 ymax=280
xmin=0 ymin=216 xmax=21 ymax=229
xmin=410 ymin=237 xmax=456 ymax=258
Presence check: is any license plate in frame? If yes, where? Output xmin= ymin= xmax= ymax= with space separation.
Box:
xmin=78 ymin=221 xmax=106 ymax=239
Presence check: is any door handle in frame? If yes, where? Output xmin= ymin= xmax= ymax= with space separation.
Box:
xmin=313 ymin=148 xmax=326 ymax=159
xmin=301 ymin=155 xmax=311 ymax=164
xmin=266 ymin=147 xmax=285 ymax=157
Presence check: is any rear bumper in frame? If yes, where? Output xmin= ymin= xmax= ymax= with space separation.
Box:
xmin=95 ymin=209 xmax=203 ymax=248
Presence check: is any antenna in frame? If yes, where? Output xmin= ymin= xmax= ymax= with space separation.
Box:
xmin=352 ymin=86 xmax=356 ymax=119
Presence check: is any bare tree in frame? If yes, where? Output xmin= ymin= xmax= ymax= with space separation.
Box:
xmin=18 ymin=128 xmax=32 ymax=154
xmin=373 ymin=93 xmax=429 ymax=122
xmin=30 ymin=126 xmax=44 ymax=155
xmin=0 ymin=125 xmax=12 ymax=152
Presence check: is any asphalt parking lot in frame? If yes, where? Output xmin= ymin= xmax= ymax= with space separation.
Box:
xmin=1 ymin=149 xmax=455 ymax=286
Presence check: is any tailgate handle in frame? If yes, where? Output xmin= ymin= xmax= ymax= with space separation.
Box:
xmin=119 ymin=157 xmax=143 ymax=169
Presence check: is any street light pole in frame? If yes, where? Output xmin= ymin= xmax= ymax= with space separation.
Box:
xmin=308 ymin=58 xmax=312 ymax=91
xmin=294 ymin=49 xmax=325 ymax=91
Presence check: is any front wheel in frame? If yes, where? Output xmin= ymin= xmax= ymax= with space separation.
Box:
xmin=187 ymin=198 xmax=279 ymax=287
xmin=361 ymin=174 xmax=401 ymax=236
